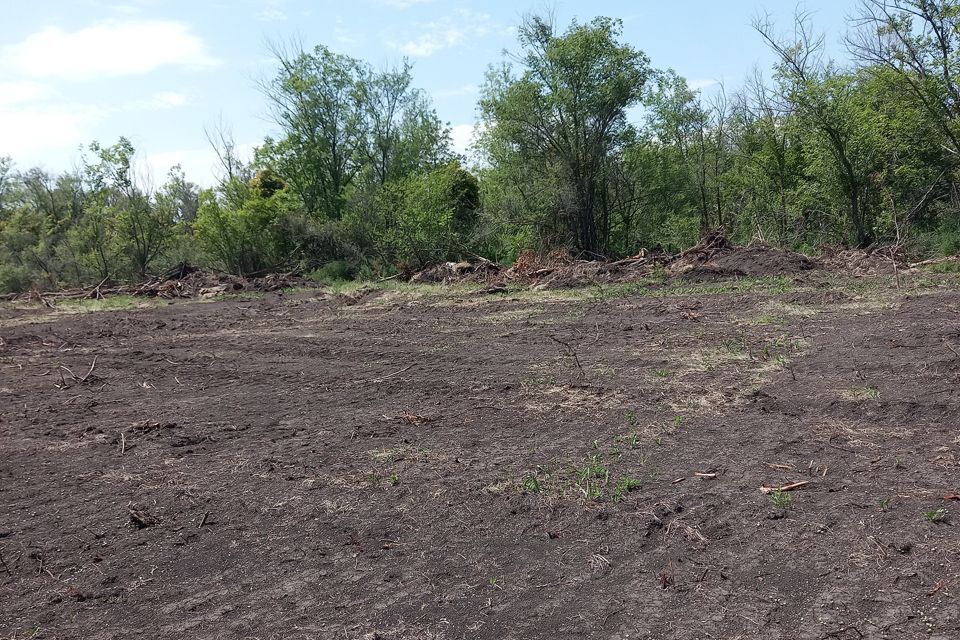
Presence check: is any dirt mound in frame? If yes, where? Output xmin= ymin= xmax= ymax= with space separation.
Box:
xmin=819 ymin=248 xmax=905 ymax=276
xmin=527 ymin=258 xmax=658 ymax=290
xmin=5 ymin=265 xmax=312 ymax=304
xmin=676 ymin=245 xmax=817 ymax=281
xmin=408 ymin=233 xmax=816 ymax=292
xmin=134 ymin=268 xmax=308 ymax=299
xmin=407 ymin=260 xmax=501 ymax=285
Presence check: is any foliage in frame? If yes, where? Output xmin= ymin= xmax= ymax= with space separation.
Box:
xmin=193 ymin=178 xmax=296 ymax=275
xmin=479 ymin=15 xmax=651 ymax=255
xmin=7 ymin=6 xmax=960 ymax=290
xmin=353 ymin=161 xmax=480 ymax=270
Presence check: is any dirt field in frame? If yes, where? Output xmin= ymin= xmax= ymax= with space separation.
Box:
xmin=1 ymin=272 xmax=959 ymax=639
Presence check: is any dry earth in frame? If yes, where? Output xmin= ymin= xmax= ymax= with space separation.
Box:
xmin=1 ymin=273 xmax=959 ymax=639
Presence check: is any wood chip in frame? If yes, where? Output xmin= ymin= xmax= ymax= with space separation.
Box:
xmin=759 ymin=481 xmax=810 ymax=494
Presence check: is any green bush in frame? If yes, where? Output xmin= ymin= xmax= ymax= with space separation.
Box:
xmin=373 ymin=161 xmax=481 ymax=269
xmin=193 ymin=179 xmax=295 ymax=275
xmin=0 ymin=264 xmax=33 ymax=293
xmin=308 ymin=260 xmax=355 ymax=283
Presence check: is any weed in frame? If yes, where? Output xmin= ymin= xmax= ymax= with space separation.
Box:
xmin=629 ymin=432 xmax=639 ymax=449
xmin=612 ymin=477 xmax=642 ymax=502
xmin=723 ymin=337 xmax=746 ymax=355
xmin=672 ymin=416 xmax=683 ymax=428
xmin=388 ymin=472 xmax=400 ymax=487
xmin=924 ymin=507 xmax=948 ymax=523
xmin=521 ymin=474 xmax=542 ymax=493
xmin=575 ymin=454 xmax=609 ymax=499
xmin=593 ymin=364 xmax=617 ymax=377
xmin=878 ymin=496 xmax=892 ymax=511
xmin=654 ymin=368 xmax=670 ymax=378
xmin=770 ymin=489 xmax=793 ymax=509
xmin=522 ymin=374 xmax=557 ymax=388
xmin=58 ymin=295 xmax=161 ymax=312
xmin=925 ymin=261 xmax=960 ymax=274
xmin=651 ymin=263 xmax=668 ymax=282
xmin=753 ymin=313 xmax=784 ymax=326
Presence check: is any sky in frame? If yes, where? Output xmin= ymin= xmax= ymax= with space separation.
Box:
xmin=0 ymin=0 xmax=861 ymax=186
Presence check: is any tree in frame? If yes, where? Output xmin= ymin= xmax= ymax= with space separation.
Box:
xmin=83 ymin=139 xmax=178 ymax=278
xmin=358 ymin=61 xmax=451 ymax=185
xmin=479 ymin=15 xmax=651 ymax=255
xmin=755 ymin=13 xmax=875 ymax=246
xmin=260 ymin=43 xmax=367 ymax=220
xmin=849 ymin=0 xmax=960 ymax=155
xmin=370 ymin=161 xmax=480 ymax=269
xmin=193 ymin=174 xmax=296 ymax=276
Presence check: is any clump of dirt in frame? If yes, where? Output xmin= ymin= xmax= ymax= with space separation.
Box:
xmin=675 ymin=245 xmax=817 ymax=281
xmin=134 ymin=268 xmax=307 ymax=299
xmin=6 ymin=265 xmax=315 ymax=304
xmin=407 ymin=259 xmax=501 ymax=285
xmin=408 ymin=230 xmax=817 ymax=290
xmin=528 ymin=259 xmax=658 ymax=290
xmin=818 ymin=248 xmax=905 ymax=276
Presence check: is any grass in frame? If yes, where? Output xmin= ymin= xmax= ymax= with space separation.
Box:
xmin=575 ymin=454 xmax=610 ymax=499
xmin=583 ymin=275 xmax=796 ymax=302
xmin=56 ymin=295 xmax=160 ymax=312
xmin=923 ymin=260 xmax=960 ymax=273
xmin=843 ymin=386 xmax=881 ymax=401
xmin=924 ymin=507 xmax=948 ymax=523
xmin=521 ymin=474 xmax=542 ymax=494
xmin=770 ymin=489 xmax=793 ymax=509
xmin=612 ymin=477 xmax=642 ymax=502
xmin=519 ymin=442 xmax=648 ymax=503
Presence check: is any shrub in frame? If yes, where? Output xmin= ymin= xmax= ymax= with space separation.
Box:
xmin=0 ymin=263 xmax=32 ymax=293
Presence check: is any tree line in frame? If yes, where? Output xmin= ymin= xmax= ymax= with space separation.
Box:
xmin=3 ymin=0 xmax=960 ymax=293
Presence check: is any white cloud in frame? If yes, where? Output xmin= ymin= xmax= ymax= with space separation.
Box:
xmin=688 ymin=78 xmax=720 ymax=92
xmin=0 ymin=81 xmax=54 ymax=106
xmin=145 ymin=142 xmax=257 ymax=187
xmin=434 ymin=84 xmax=478 ymax=99
xmin=0 ymin=90 xmax=189 ymax=160
xmin=149 ymin=91 xmax=188 ymax=108
xmin=255 ymin=0 xmax=288 ymax=22
xmin=1 ymin=20 xmax=220 ymax=81
xmin=391 ymin=10 xmax=501 ymax=58
xmin=379 ymin=0 xmax=435 ymax=8
xmin=0 ymin=103 xmax=103 ymax=158
xmin=398 ymin=27 xmax=463 ymax=57
xmin=450 ymin=122 xmax=486 ymax=158
xmin=257 ymin=9 xmax=287 ymax=21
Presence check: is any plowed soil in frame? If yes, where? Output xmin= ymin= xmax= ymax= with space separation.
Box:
xmin=1 ymin=274 xmax=959 ymax=639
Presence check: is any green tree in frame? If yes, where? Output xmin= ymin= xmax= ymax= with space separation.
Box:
xmin=261 ymin=43 xmax=367 ymax=219
xmin=193 ymin=176 xmax=296 ymax=275
xmin=756 ymin=14 xmax=876 ymax=246
xmin=479 ymin=15 xmax=652 ymax=255
xmin=364 ymin=161 xmax=480 ymax=269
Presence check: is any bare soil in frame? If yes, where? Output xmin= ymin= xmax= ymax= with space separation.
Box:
xmin=1 ymin=272 xmax=959 ymax=639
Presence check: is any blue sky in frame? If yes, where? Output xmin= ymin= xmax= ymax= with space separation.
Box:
xmin=0 ymin=0 xmax=859 ymax=186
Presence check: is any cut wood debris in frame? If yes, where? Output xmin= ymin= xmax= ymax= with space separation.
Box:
xmin=759 ymin=481 xmax=811 ymax=494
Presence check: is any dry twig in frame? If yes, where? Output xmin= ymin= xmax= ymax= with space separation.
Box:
xmin=759 ymin=481 xmax=810 ymax=494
